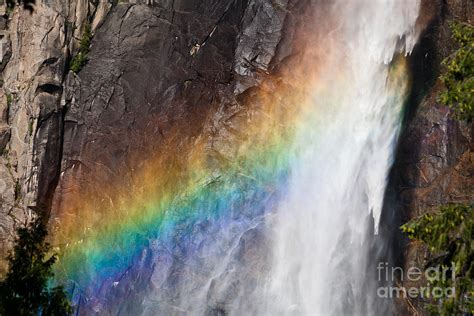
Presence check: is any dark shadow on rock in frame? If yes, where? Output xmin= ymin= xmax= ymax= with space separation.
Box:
xmin=378 ymin=1 xmax=444 ymax=313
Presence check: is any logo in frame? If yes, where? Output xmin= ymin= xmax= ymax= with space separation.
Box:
xmin=376 ymin=261 xmax=456 ymax=299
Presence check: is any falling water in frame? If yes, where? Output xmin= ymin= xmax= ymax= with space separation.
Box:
xmin=260 ymin=1 xmax=420 ymax=315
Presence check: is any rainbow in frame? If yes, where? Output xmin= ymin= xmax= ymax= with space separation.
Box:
xmin=51 ymin=67 xmax=313 ymax=301
xmin=50 ymin=24 xmax=411 ymax=310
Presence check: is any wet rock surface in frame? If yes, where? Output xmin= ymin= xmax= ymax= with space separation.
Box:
xmin=387 ymin=0 xmax=473 ymax=314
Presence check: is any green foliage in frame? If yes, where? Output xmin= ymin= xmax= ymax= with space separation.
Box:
xmin=70 ymin=23 xmax=92 ymax=73
xmin=28 ymin=119 xmax=34 ymax=137
xmin=6 ymin=94 xmax=13 ymax=108
xmin=439 ymin=22 xmax=474 ymax=121
xmin=0 ymin=215 xmax=73 ymax=315
xmin=401 ymin=204 xmax=473 ymax=315
xmin=14 ymin=181 xmax=21 ymax=202
xmin=69 ymin=52 xmax=87 ymax=73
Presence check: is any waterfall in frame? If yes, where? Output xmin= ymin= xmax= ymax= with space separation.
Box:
xmin=259 ymin=1 xmax=421 ymax=315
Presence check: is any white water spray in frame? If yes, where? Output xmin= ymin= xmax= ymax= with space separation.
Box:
xmin=260 ymin=1 xmax=421 ymax=315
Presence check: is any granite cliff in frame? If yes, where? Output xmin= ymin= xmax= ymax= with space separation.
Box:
xmin=387 ymin=0 xmax=472 ymax=314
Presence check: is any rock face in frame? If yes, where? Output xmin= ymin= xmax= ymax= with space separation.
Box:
xmin=48 ymin=1 xmax=310 ymax=313
xmin=394 ymin=0 xmax=472 ymax=220
xmin=387 ymin=0 xmax=473 ymax=314
xmin=0 ymin=0 xmax=112 ymax=274
xmin=54 ymin=0 xmax=300 ymax=215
